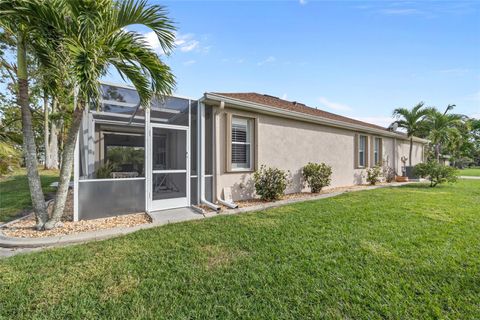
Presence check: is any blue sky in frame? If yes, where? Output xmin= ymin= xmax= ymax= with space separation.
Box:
xmin=105 ymin=0 xmax=480 ymax=127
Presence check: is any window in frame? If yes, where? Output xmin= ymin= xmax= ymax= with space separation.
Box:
xmin=373 ymin=137 xmax=382 ymax=166
xmin=358 ymin=135 xmax=367 ymax=167
xmin=231 ymin=116 xmax=254 ymax=170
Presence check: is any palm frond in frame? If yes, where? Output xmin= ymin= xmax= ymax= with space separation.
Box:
xmin=113 ymin=0 xmax=176 ymax=54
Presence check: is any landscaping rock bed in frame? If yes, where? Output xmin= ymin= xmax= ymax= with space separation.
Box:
xmin=212 ymin=183 xmax=395 ymax=211
xmin=1 ymin=191 xmax=151 ymax=238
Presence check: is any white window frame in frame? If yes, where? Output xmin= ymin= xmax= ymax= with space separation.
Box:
xmin=373 ymin=137 xmax=381 ymax=166
xmin=358 ymin=135 xmax=367 ymax=167
xmin=231 ymin=116 xmax=254 ymax=171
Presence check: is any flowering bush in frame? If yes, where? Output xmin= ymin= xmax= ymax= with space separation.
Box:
xmin=366 ymin=165 xmax=382 ymax=185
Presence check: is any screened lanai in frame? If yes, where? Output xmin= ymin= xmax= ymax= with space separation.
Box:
xmin=74 ymin=82 xmax=213 ymax=220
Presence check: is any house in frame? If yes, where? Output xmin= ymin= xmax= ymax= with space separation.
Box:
xmin=73 ymin=82 xmax=427 ymax=220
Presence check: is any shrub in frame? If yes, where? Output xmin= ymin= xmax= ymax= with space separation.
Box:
xmin=0 ymin=142 xmax=20 ymax=175
xmin=253 ymin=165 xmax=289 ymax=201
xmin=382 ymin=165 xmax=395 ymax=183
xmin=302 ymin=162 xmax=332 ymax=193
xmin=366 ymin=165 xmax=382 ymax=185
xmin=95 ymin=161 xmax=118 ymax=179
xmin=414 ymin=161 xmax=458 ymax=187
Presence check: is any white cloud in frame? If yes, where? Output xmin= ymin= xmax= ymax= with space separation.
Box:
xmin=352 ymin=116 xmax=396 ymax=128
xmin=379 ymin=8 xmax=421 ymax=15
xmin=142 ymin=31 xmax=207 ymax=55
xmin=175 ymin=33 xmax=200 ymax=52
xmin=257 ymin=56 xmax=276 ymax=66
xmin=183 ymin=60 xmax=196 ymax=66
xmin=281 ymin=93 xmax=288 ymax=100
xmin=318 ymin=97 xmax=353 ymax=112
xmin=143 ymin=31 xmax=163 ymax=54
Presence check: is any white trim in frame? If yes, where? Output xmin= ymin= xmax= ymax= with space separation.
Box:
xmin=190 ymin=174 xmax=213 ymax=178
xmin=79 ymin=177 xmax=146 ymax=182
xmin=93 ymin=119 xmax=145 ymax=127
xmin=145 ymin=107 xmax=151 ymax=213
xmin=148 ymin=124 xmax=190 ymax=211
xmin=152 ymin=169 xmax=187 ymax=174
xmin=73 ymin=130 xmax=79 ymax=221
xmin=205 ymin=93 xmax=428 ymax=143
xmin=151 ymin=107 xmax=180 ymax=114
xmin=91 ymin=111 xmax=168 ymax=123
xmin=150 ymin=122 xmax=189 ymax=130
xmin=73 ymin=85 xmax=79 ymax=222
xmin=99 ymin=100 xmax=138 ymax=108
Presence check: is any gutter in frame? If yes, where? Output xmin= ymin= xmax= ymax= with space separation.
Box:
xmin=204 ymin=93 xmax=429 ymax=144
xmin=197 ymin=97 xmax=220 ymax=211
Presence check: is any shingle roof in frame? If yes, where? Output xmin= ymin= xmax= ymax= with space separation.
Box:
xmin=211 ymin=92 xmax=388 ymax=132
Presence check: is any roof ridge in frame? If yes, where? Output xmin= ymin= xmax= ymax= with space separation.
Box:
xmin=210 ymin=92 xmax=387 ymax=131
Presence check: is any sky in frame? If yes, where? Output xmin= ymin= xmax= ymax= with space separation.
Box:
xmin=104 ymin=0 xmax=480 ymax=127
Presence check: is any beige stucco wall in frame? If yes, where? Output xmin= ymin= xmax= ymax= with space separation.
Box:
xmin=212 ymin=105 xmax=425 ymax=201
xmin=395 ymin=139 xmax=424 ymax=173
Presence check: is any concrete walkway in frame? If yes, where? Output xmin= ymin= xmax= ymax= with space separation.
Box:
xmin=0 ymin=182 xmax=412 ymax=258
xmin=459 ymin=176 xmax=480 ymax=180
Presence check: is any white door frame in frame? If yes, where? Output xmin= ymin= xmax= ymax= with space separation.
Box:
xmin=146 ymin=122 xmax=190 ymax=212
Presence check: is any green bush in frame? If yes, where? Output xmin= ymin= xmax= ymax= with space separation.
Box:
xmin=95 ymin=161 xmax=118 ymax=179
xmin=0 ymin=142 xmax=20 ymax=175
xmin=414 ymin=161 xmax=458 ymax=187
xmin=366 ymin=165 xmax=382 ymax=185
xmin=253 ymin=165 xmax=289 ymax=201
xmin=302 ymin=162 xmax=332 ymax=193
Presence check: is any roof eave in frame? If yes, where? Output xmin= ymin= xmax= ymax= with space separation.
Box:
xmin=204 ymin=93 xmax=428 ymax=143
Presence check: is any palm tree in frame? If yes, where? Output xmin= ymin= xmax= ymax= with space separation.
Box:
xmin=391 ymin=102 xmax=431 ymax=167
xmin=1 ymin=0 xmax=176 ymax=229
xmin=424 ymin=105 xmax=465 ymax=162
xmin=0 ymin=17 xmax=50 ymax=225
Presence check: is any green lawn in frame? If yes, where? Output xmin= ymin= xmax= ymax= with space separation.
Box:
xmin=0 ymin=168 xmax=59 ymax=223
xmin=459 ymin=167 xmax=480 ymax=177
xmin=1 ymin=180 xmax=479 ymax=319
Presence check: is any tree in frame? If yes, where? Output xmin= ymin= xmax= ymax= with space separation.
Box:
xmin=391 ymin=102 xmax=431 ymax=167
xmin=424 ymin=105 xmax=465 ymax=162
xmin=1 ymin=0 xmax=176 ymax=229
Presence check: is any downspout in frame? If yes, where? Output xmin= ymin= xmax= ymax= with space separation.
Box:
xmin=198 ymin=97 xmax=220 ymax=211
xmin=214 ymin=100 xmax=238 ymax=209
xmin=393 ymin=138 xmax=397 ymax=175
xmin=218 ymin=198 xmax=238 ymax=209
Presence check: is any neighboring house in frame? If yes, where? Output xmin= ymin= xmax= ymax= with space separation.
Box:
xmin=73 ymin=82 xmax=427 ymax=220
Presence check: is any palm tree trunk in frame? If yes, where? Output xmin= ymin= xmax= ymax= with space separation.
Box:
xmin=47 ymin=98 xmax=59 ymax=169
xmin=436 ymin=144 xmax=440 ymax=162
xmin=409 ymin=137 xmax=413 ymax=167
xmin=44 ymin=104 xmax=83 ymax=229
xmin=17 ymin=31 xmax=48 ymax=228
xmin=43 ymin=93 xmax=50 ymax=169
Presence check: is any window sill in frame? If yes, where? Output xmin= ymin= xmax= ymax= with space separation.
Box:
xmin=227 ymin=169 xmax=255 ymax=174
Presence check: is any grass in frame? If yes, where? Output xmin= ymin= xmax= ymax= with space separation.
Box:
xmin=459 ymin=167 xmax=480 ymax=176
xmin=1 ymin=180 xmax=479 ymax=319
xmin=0 ymin=168 xmax=59 ymax=223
